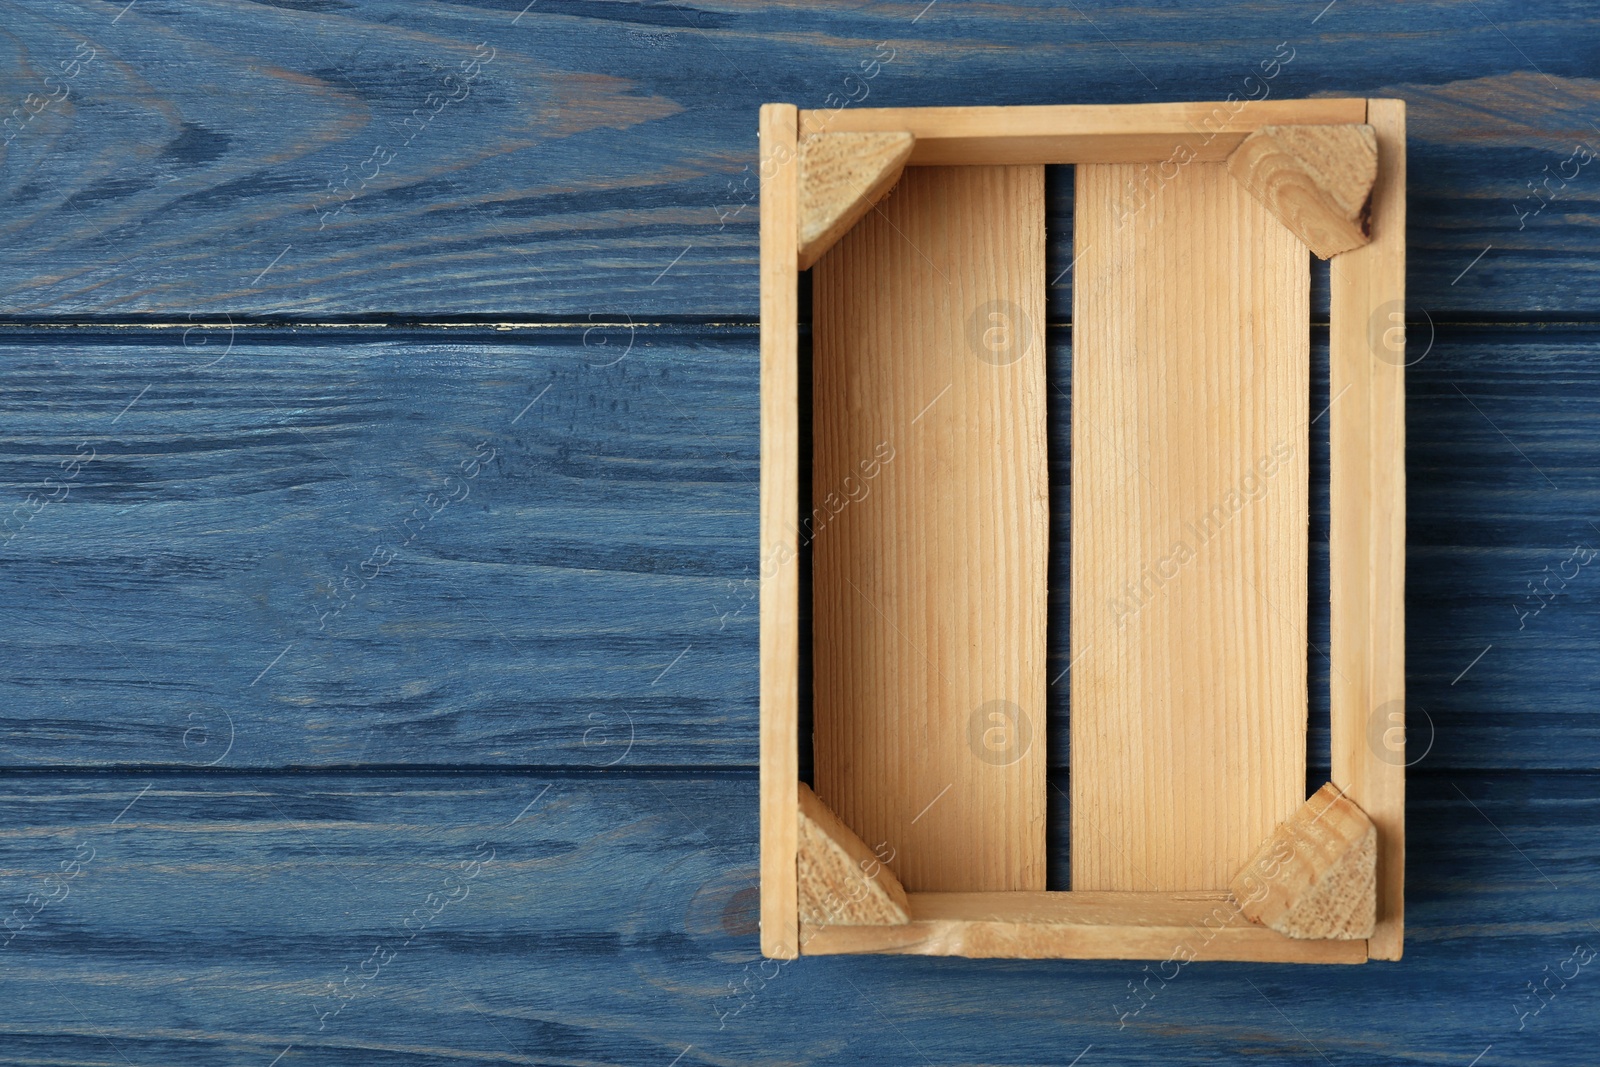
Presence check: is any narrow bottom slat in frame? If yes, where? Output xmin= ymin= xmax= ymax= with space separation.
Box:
xmin=801 ymin=891 xmax=1367 ymax=962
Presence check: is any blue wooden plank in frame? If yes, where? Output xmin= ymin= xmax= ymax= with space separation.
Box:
xmin=0 ymin=772 xmax=1593 ymax=1065
xmin=0 ymin=1 xmax=1596 ymax=316
xmin=1406 ymin=325 xmax=1600 ymax=773
xmin=3 ymin=325 xmax=1599 ymax=770
xmin=0 ymin=330 xmax=759 ymax=767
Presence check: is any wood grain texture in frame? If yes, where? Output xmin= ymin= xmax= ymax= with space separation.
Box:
xmin=1231 ymin=782 xmax=1377 ymax=941
xmin=1403 ymin=324 xmax=1600 ymax=773
xmin=812 ymin=165 xmax=1046 ymax=892
xmin=1227 ymin=124 xmax=1378 ymax=258
xmin=800 ymin=99 xmax=1366 ymax=164
xmin=1 ymin=3 xmax=1598 ymax=314
xmin=0 ymin=773 xmax=1594 ymax=1065
xmin=0 ymin=333 xmax=758 ymax=768
xmin=758 ymin=103 xmax=800 ymax=959
xmin=1071 ymin=162 xmax=1309 ymax=892
xmin=796 ymin=132 xmax=913 ymax=270
xmin=796 ymin=782 xmax=909 ymax=927
xmin=1329 ymin=98 xmax=1407 ymax=962
xmin=802 ymin=891 xmax=1366 ymax=962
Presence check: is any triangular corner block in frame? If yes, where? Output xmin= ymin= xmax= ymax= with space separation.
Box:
xmin=1226 ymin=124 xmax=1378 ymax=259
xmin=797 ymin=782 xmax=910 ymax=927
xmin=797 ymin=131 xmax=914 ymax=270
xmin=1229 ymin=782 xmax=1377 ymax=941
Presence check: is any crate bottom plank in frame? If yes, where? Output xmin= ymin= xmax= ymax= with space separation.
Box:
xmin=812 ymin=164 xmax=1049 ymax=892
xmin=800 ymin=891 xmax=1368 ymax=962
xmin=1070 ymin=160 xmax=1310 ymax=892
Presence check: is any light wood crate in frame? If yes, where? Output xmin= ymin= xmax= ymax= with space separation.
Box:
xmin=760 ymin=100 xmax=1405 ymax=963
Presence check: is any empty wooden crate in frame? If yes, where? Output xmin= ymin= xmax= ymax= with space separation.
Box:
xmin=760 ymin=100 xmax=1406 ymax=963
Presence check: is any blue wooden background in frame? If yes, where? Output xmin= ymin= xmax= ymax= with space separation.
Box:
xmin=2 ymin=1 xmax=1597 ymax=1063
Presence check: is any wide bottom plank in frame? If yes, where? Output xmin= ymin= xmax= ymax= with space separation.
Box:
xmin=812 ymin=164 xmax=1048 ymax=892
xmin=1071 ymin=162 xmax=1310 ymax=891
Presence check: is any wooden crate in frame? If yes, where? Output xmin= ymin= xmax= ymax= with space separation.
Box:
xmin=760 ymin=100 xmax=1405 ymax=963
